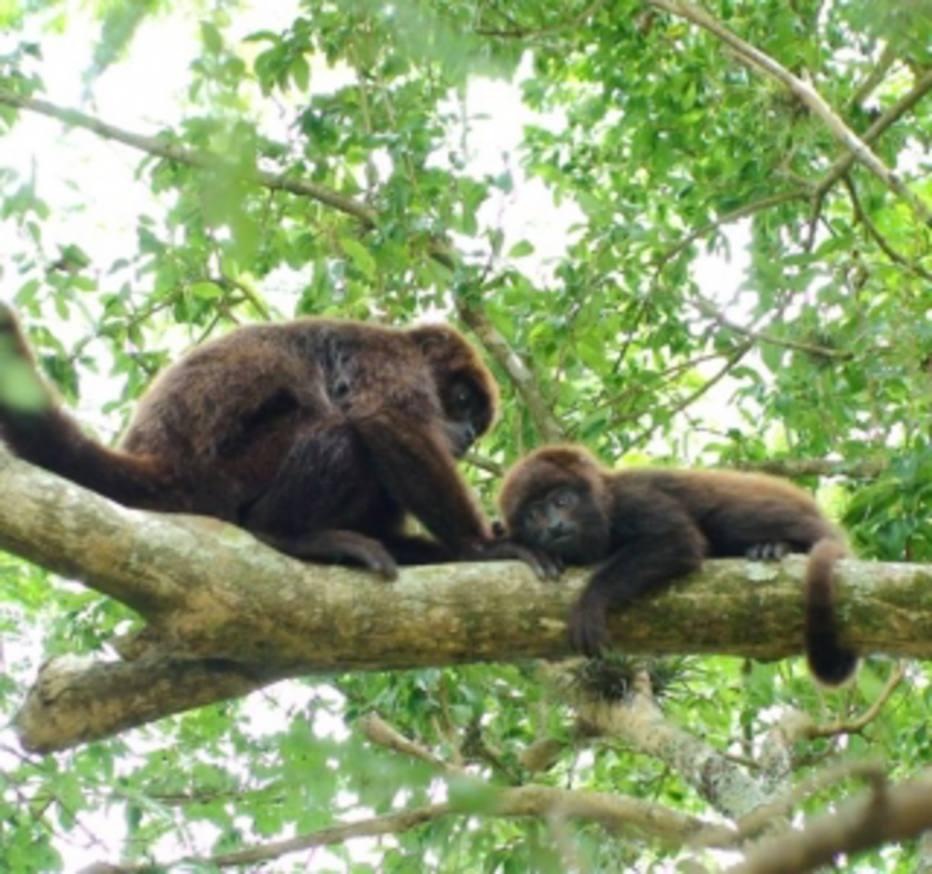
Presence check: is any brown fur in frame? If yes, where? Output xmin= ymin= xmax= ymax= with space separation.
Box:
xmin=500 ymin=445 xmax=857 ymax=684
xmin=0 ymin=305 xmax=551 ymax=578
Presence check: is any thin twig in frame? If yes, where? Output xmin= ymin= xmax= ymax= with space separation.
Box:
xmin=804 ymin=661 xmax=906 ymax=739
xmin=627 ymin=342 xmax=752 ymax=449
xmin=0 ymin=89 xmax=380 ymax=227
xmin=476 ymin=0 xmax=606 ymax=38
xmin=464 ymin=452 xmax=505 ymax=477
xmin=649 ymin=0 xmax=932 ymax=224
xmin=841 ymin=175 xmax=932 ymax=281
xmin=359 ymin=712 xmax=459 ymax=773
xmin=690 ymin=295 xmax=852 ymax=360
xmin=654 ymin=190 xmax=808 ymax=268
xmin=848 ymin=42 xmax=898 ymax=110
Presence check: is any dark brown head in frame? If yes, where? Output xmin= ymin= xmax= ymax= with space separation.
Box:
xmin=409 ymin=324 xmax=498 ymax=458
xmin=499 ymin=445 xmax=612 ymax=563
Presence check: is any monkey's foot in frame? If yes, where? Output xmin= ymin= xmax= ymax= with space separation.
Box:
xmin=746 ymin=541 xmax=791 ymax=560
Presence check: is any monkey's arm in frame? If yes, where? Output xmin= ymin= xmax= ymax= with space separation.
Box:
xmin=352 ymin=408 xmax=489 ymax=542
xmin=381 ymin=533 xmax=456 ymax=565
xmin=571 ymin=489 xmax=707 ymax=656
xmin=353 ymin=411 xmax=557 ymax=578
xmin=257 ymin=529 xmax=399 ymax=579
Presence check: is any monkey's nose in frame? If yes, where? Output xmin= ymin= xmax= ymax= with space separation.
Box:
xmin=547 ymin=521 xmax=570 ymax=542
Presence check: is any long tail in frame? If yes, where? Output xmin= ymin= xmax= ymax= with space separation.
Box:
xmin=805 ymin=537 xmax=858 ymax=685
xmin=0 ymin=304 xmax=169 ymax=506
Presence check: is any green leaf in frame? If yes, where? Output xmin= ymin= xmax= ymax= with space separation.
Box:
xmin=340 ymin=237 xmax=377 ymax=280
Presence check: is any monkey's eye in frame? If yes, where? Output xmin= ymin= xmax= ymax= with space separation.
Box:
xmin=551 ymin=489 xmax=578 ymax=510
xmin=447 ymin=380 xmax=476 ymax=415
xmin=527 ymin=503 xmax=547 ymax=526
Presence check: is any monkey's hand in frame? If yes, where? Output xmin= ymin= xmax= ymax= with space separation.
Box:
xmin=568 ymin=592 xmax=611 ymax=657
xmin=259 ymin=530 xmax=399 ymax=581
xmin=746 ymin=542 xmax=791 ymax=560
xmin=461 ymin=538 xmax=562 ymax=581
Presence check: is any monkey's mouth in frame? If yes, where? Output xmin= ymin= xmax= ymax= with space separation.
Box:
xmin=542 ymin=534 xmax=579 ymax=559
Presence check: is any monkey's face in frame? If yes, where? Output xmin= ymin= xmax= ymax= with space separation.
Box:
xmin=439 ymin=373 xmax=494 ymax=458
xmin=410 ymin=324 xmax=498 ymax=458
xmin=509 ymin=485 xmax=611 ymax=563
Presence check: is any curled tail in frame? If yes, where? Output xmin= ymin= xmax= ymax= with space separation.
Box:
xmin=0 ymin=304 xmax=169 ymax=507
xmin=805 ymin=537 xmax=858 ymax=685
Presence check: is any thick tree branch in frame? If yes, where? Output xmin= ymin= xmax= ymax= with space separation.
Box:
xmin=4 ymin=447 xmax=932 ymax=750
xmin=15 ymin=654 xmax=286 ymax=753
xmin=649 ymin=0 xmax=932 ymax=225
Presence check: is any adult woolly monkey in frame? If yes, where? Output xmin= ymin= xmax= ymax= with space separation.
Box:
xmin=499 ymin=445 xmax=856 ymax=685
xmin=0 ymin=304 xmax=556 ymax=580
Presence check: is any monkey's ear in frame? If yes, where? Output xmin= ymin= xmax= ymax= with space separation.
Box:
xmin=409 ymin=324 xmax=452 ymax=355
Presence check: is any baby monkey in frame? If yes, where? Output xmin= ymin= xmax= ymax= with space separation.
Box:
xmin=499 ymin=445 xmax=856 ymax=685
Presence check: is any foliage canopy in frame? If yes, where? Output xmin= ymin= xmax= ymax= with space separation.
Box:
xmin=0 ymin=0 xmax=930 ymax=870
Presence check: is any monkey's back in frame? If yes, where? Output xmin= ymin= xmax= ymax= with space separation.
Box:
xmin=123 ymin=320 xmax=415 ymax=455
xmin=118 ymin=319 xmax=428 ymax=516
xmin=612 ymin=468 xmax=843 ymax=555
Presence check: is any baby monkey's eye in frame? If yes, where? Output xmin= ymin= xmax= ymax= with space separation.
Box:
xmin=552 ymin=489 xmax=578 ymax=509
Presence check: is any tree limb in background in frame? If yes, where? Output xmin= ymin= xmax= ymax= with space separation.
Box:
xmin=0 ymin=88 xmax=380 ymax=227
xmin=80 ymin=802 xmax=456 ymax=873
xmin=817 ymin=68 xmax=932 ymax=197
xmin=728 ymin=768 xmax=932 ymax=874
xmin=848 ymin=42 xmax=898 ymax=110
xmin=456 ymin=300 xmax=565 ymax=442
xmin=569 ymin=666 xmax=770 ymax=821
xmin=714 ymin=760 xmax=888 ymax=851
xmin=649 ymin=0 xmax=932 ymax=225
xmin=83 ymin=708 xmax=722 ymax=872
xmin=735 ymin=457 xmax=887 ymax=480
xmin=841 ymin=174 xmax=932 ymax=282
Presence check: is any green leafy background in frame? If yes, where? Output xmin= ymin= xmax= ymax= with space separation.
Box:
xmin=0 ymin=0 xmax=930 ymax=870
